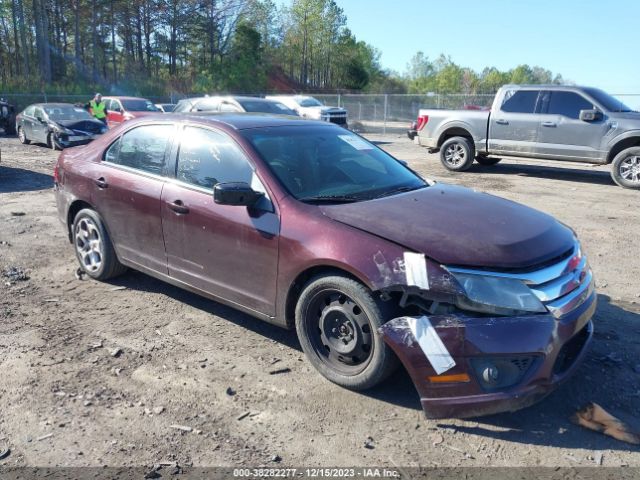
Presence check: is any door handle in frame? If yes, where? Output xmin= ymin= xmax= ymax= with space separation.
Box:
xmin=542 ymin=121 xmax=557 ymax=127
xmin=495 ymin=119 xmax=509 ymax=125
xmin=167 ymin=200 xmax=189 ymax=214
xmin=95 ymin=177 xmax=108 ymax=188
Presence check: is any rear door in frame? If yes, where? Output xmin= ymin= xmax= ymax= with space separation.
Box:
xmin=91 ymin=123 xmax=176 ymax=273
xmin=535 ymin=90 xmax=609 ymax=161
xmin=488 ymin=89 xmax=543 ymax=156
xmin=161 ymin=125 xmax=280 ymax=316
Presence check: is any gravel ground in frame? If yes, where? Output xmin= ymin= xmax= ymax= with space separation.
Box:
xmin=0 ymin=131 xmax=639 ymax=469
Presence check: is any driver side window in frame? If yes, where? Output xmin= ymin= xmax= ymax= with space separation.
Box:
xmin=176 ymin=126 xmax=254 ymax=189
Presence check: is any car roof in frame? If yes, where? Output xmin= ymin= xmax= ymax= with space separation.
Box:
xmin=158 ymin=112 xmax=332 ymax=130
xmin=104 ymin=96 xmax=151 ymax=100
xmin=30 ymin=103 xmax=77 ymax=108
xmin=503 ymin=84 xmax=594 ymax=91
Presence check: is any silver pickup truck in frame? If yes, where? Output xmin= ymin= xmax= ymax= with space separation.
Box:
xmin=415 ymin=85 xmax=640 ymax=189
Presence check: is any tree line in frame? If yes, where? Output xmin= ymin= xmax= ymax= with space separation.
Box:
xmin=0 ymin=0 xmax=565 ymax=96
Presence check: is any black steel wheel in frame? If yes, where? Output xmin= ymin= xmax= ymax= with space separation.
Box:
xmin=295 ymin=274 xmax=398 ymax=390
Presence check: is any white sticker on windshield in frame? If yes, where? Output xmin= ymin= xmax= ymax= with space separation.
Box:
xmin=74 ymin=108 xmax=85 ymax=113
xmin=338 ymin=135 xmax=373 ymax=151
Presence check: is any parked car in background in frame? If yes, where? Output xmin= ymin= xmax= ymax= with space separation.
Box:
xmin=173 ymin=96 xmax=298 ymax=116
xmin=102 ymin=96 xmax=161 ymax=128
xmin=54 ymin=113 xmax=594 ymax=418
xmin=266 ymin=95 xmax=348 ymax=128
xmin=156 ymin=103 xmax=176 ymax=113
xmin=414 ymin=84 xmax=640 ymax=189
xmin=16 ymin=103 xmax=107 ymax=149
xmin=0 ymin=98 xmax=16 ymax=135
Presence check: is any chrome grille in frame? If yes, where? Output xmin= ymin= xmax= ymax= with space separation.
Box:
xmin=449 ymin=241 xmax=594 ymax=318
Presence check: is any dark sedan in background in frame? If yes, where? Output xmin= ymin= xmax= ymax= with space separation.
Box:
xmin=173 ymin=95 xmax=298 ymax=116
xmin=16 ymin=103 xmax=107 ymax=149
xmin=53 ymin=114 xmax=595 ymax=418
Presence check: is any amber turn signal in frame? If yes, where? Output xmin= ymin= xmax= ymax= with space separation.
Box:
xmin=428 ymin=373 xmax=471 ymax=384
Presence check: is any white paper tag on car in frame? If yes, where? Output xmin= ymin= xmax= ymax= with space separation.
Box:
xmin=403 ymin=252 xmax=429 ymax=290
xmin=406 ymin=316 xmax=456 ymax=375
xmin=338 ymin=135 xmax=373 ymax=150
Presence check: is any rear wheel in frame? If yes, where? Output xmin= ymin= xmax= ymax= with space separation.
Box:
xmin=475 ymin=155 xmax=502 ymax=166
xmin=295 ymin=274 xmax=398 ymax=390
xmin=72 ymin=209 xmax=127 ymax=280
xmin=611 ymin=147 xmax=640 ymax=189
xmin=18 ymin=126 xmax=30 ymax=144
xmin=440 ymin=136 xmax=475 ymax=171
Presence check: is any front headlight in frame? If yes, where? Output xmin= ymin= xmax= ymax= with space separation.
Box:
xmin=55 ymin=126 xmax=74 ymax=135
xmin=451 ymin=272 xmax=546 ymax=316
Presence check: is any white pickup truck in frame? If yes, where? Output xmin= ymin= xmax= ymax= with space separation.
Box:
xmin=266 ymin=95 xmax=348 ymax=128
xmin=414 ymin=84 xmax=640 ymax=189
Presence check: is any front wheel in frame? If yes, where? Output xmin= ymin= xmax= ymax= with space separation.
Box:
xmin=295 ymin=274 xmax=398 ymax=391
xmin=47 ymin=133 xmax=61 ymax=151
xmin=475 ymin=155 xmax=501 ymax=166
xmin=72 ymin=208 xmax=127 ymax=280
xmin=18 ymin=126 xmax=30 ymax=144
xmin=611 ymin=147 xmax=640 ymax=189
xmin=440 ymin=136 xmax=475 ymax=171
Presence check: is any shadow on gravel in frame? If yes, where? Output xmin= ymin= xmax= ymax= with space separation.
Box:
xmin=439 ymin=295 xmax=640 ymax=452
xmin=107 ymin=270 xmax=302 ymax=352
xmin=469 ymin=162 xmax=616 ymax=187
xmin=0 ymin=165 xmax=53 ymax=193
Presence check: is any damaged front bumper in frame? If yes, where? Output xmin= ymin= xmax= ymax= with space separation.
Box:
xmin=379 ymin=284 xmax=596 ymax=419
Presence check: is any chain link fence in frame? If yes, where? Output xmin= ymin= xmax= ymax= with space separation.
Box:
xmin=2 ymin=92 xmax=639 ymax=136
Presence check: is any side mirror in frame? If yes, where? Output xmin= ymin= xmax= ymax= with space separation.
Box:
xmin=214 ymin=182 xmax=264 ymax=207
xmin=579 ymin=109 xmax=602 ymax=122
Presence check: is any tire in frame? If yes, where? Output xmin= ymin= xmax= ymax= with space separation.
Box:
xmin=295 ymin=274 xmax=399 ymax=391
xmin=18 ymin=126 xmax=30 ymax=144
xmin=611 ymin=147 xmax=640 ymax=189
xmin=440 ymin=136 xmax=475 ymax=171
xmin=475 ymin=155 xmax=502 ymax=166
xmin=47 ymin=133 xmax=60 ymax=151
xmin=72 ymin=208 xmax=127 ymax=280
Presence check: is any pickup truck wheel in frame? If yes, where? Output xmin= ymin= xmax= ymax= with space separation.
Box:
xmin=475 ymin=156 xmax=501 ymax=166
xmin=72 ymin=209 xmax=127 ymax=280
xmin=611 ymin=147 xmax=640 ymax=189
xmin=295 ymin=274 xmax=399 ymax=391
xmin=440 ymin=136 xmax=475 ymax=171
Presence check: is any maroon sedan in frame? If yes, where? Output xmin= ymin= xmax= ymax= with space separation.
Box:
xmin=53 ymin=114 xmax=595 ymax=418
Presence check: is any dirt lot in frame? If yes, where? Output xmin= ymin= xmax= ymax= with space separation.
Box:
xmin=0 ymin=132 xmax=639 ymax=469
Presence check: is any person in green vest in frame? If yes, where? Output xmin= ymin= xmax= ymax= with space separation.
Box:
xmin=86 ymin=93 xmax=108 ymax=125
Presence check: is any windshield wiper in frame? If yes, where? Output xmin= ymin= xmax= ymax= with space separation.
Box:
xmin=298 ymin=194 xmax=362 ymax=204
xmin=371 ymin=185 xmax=426 ymax=199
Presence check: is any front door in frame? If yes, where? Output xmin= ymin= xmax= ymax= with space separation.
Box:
xmin=106 ymin=99 xmax=125 ymax=128
xmin=535 ymin=90 xmax=610 ymax=162
xmin=91 ymin=123 xmax=176 ymax=273
xmin=161 ymin=125 xmax=280 ymax=316
xmin=488 ymin=89 xmax=542 ymax=156
xmin=32 ymin=106 xmax=49 ymax=143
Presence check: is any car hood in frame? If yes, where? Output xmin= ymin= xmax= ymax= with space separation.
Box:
xmin=56 ymin=119 xmax=105 ymax=130
xmin=609 ymin=111 xmax=640 ymax=121
xmin=319 ymin=184 xmax=575 ymax=269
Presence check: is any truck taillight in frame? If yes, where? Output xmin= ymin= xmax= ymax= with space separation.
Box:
xmin=416 ymin=115 xmax=429 ymax=131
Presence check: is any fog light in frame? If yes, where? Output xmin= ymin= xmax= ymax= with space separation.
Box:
xmin=470 ymin=356 xmax=536 ymax=392
xmin=482 ymin=365 xmax=500 ymax=385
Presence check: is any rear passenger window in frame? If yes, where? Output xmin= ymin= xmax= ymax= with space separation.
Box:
xmin=546 ymin=92 xmax=594 ymax=119
xmin=501 ymin=90 xmax=539 ymax=113
xmin=105 ymin=124 xmax=173 ymax=175
xmin=177 ymin=126 xmax=253 ymax=189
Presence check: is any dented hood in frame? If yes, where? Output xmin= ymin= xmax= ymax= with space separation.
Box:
xmin=319 ymin=184 xmax=575 ymax=269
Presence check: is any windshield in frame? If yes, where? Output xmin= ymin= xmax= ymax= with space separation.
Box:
xmin=243 ymin=126 xmax=426 ymax=202
xmin=239 ymin=100 xmax=297 ymax=115
xmin=120 ymin=99 xmax=160 ymax=112
xmin=298 ymin=97 xmax=323 ymax=107
xmin=583 ymin=88 xmax=633 ymax=112
xmin=44 ymin=105 xmax=94 ymax=121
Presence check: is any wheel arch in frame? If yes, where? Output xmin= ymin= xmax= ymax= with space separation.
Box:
xmin=607 ymin=136 xmax=640 ymax=164
xmin=283 ymin=264 xmax=373 ymax=329
xmin=66 ymin=199 xmax=96 ymax=242
xmin=437 ymin=126 xmax=474 ymax=148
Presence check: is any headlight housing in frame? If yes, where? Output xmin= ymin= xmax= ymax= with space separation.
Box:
xmin=450 ymin=272 xmax=546 ymax=316
xmin=54 ymin=125 xmax=74 ymax=135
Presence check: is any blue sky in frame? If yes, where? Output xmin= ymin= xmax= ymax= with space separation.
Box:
xmin=328 ymin=0 xmax=638 ymax=93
